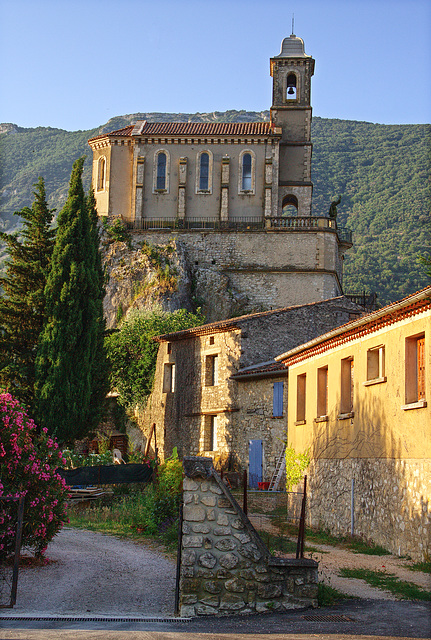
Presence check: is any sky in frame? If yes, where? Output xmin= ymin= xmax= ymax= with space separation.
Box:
xmin=0 ymin=0 xmax=430 ymax=131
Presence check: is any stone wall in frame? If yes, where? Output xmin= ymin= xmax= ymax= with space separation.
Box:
xmin=307 ymin=458 xmax=431 ymax=562
xmin=179 ymin=457 xmax=318 ymax=617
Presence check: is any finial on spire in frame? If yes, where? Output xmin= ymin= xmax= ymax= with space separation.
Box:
xmin=291 ymin=13 xmax=295 ymax=36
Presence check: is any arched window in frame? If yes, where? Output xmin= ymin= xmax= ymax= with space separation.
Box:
xmin=97 ymin=156 xmax=106 ymax=191
xmin=282 ymin=194 xmax=298 ymax=216
xmin=156 ymin=152 xmax=167 ymax=190
xmin=199 ymin=152 xmax=209 ymax=191
xmin=242 ymin=153 xmax=252 ymax=191
xmin=286 ymin=73 xmax=297 ymax=100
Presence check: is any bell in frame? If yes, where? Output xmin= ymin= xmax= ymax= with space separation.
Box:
xmin=288 ymin=87 xmax=295 ymax=95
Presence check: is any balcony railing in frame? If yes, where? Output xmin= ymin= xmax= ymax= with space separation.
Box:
xmin=122 ymin=216 xmax=352 ymax=244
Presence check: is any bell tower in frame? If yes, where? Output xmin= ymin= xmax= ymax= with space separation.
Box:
xmin=270 ymin=34 xmax=315 ymax=217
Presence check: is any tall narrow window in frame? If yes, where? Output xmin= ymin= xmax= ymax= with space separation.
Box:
xmin=205 ymin=355 xmax=218 ymax=386
xmin=296 ymin=374 xmax=306 ymax=423
xmin=242 ymin=153 xmax=252 ymax=191
xmin=163 ymin=363 xmax=175 ymax=393
xmin=273 ymin=381 xmax=284 ymax=417
xmin=316 ymin=366 xmax=328 ymax=418
xmin=405 ymin=334 xmax=426 ymax=405
xmin=199 ymin=152 xmax=209 ymax=191
xmin=286 ymin=73 xmax=297 ymax=100
xmin=97 ymin=157 xmax=106 ymax=191
xmin=156 ymin=152 xmax=167 ymax=190
xmin=340 ymin=357 xmax=354 ymax=415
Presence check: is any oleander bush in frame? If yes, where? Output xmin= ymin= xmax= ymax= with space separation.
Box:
xmin=0 ymin=392 xmax=69 ymax=558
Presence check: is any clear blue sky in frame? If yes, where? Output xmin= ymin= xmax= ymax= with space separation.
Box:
xmin=0 ymin=0 xmax=430 ymax=131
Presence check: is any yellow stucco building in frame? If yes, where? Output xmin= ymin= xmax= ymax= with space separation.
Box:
xmin=278 ymin=287 xmax=430 ymax=560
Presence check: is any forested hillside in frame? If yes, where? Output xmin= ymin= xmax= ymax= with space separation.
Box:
xmin=1 ymin=112 xmax=429 ymax=305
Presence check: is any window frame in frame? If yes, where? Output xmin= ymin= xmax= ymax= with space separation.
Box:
xmin=97 ymin=156 xmax=106 ymax=192
xmin=238 ymin=149 xmax=256 ymax=194
xmin=162 ymin=363 xmax=175 ymax=393
xmin=153 ymin=149 xmax=170 ymax=193
xmin=339 ymin=356 xmax=354 ymax=418
xmin=316 ymin=365 xmax=328 ymax=420
xmin=196 ymin=150 xmax=213 ymax=194
xmin=364 ymin=345 xmax=386 ymax=386
xmin=402 ymin=333 xmax=427 ymax=410
xmin=205 ymin=354 xmax=219 ymax=387
xmin=295 ymin=373 xmax=306 ymax=425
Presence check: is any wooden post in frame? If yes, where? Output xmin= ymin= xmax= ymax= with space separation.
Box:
xmin=296 ymin=475 xmax=307 ymax=559
xmin=243 ymin=469 xmax=248 ymax=515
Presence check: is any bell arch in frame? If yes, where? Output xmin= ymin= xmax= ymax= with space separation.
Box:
xmin=282 ymin=194 xmax=298 ymax=216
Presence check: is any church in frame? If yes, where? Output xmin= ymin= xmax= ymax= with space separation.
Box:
xmin=88 ymin=33 xmax=352 ymax=315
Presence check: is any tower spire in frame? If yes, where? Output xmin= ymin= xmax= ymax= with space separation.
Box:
xmin=291 ymin=13 xmax=295 ymax=36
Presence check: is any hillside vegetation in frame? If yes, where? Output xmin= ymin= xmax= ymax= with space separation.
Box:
xmin=1 ymin=112 xmax=429 ymax=305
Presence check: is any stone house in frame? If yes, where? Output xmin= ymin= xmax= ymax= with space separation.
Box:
xmin=137 ymin=296 xmax=362 ymax=484
xmin=278 ymin=286 xmax=431 ymax=560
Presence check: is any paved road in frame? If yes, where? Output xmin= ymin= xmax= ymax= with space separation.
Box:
xmin=9 ymin=528 xmax=176 ymax=616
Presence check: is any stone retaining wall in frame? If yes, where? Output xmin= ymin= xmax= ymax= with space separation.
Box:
xmin=307 ymin=458 xmax=431 ymax=561
xmin=179 ymin=457 xmax=318 ymax=617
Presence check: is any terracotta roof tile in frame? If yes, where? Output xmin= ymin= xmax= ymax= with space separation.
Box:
xmin=89 ymin=121 xmax=275 ymax=143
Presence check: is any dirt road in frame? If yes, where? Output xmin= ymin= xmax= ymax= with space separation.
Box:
xmin=11 ymin=528 xmax=177 ymax=616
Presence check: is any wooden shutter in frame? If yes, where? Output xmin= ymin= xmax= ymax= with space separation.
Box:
xmin=417 ymin=337 xmax=425 ymax=400
xmin=273 ymin=381 xmax=284 ymax=417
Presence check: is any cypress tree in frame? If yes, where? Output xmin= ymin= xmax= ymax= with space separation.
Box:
xmin=0 ymin=177 xmax=55 ymax=409
xmin=35 ymin=157 xmax=108 ymax=443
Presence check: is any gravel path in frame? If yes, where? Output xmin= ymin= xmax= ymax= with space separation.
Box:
xmin=248 ymin=514 xmax=431 ymax=600
xmin=12 ymin=528 xmax=177 ymax=616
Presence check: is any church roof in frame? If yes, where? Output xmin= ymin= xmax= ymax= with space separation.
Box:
xmin=275 ymin=34 xmax=311 ymax=58
xmin=89 ymin=121 xmax=276 ymax=142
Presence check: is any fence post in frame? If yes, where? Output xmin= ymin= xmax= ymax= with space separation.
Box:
xmin=296 ymin=475 xmax=307 ymax=559
xmin=174 ymin=500 xmax=183 ymax=615
xmin=351 ymin=477 xmax=355 ymax=536
xmin=243 ymin=470 xmax=248 ymax=515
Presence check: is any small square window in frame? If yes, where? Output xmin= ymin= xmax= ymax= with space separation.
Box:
xmin=209 ymin=336 xmax=215 ymax=345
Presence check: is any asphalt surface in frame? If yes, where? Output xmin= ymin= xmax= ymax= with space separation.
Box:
xmin=1 ymin=599 xmax=430 ymax=639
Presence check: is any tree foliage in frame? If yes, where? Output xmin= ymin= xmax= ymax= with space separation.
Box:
xmin=34 ymin=158 xmax=108 ymax=443
xmin=105 ymin=307 xmax=204 ymax=410
xmin=0 ymin=178 xmax=55 ymax=409
xmin=0 ymin=392 xmax=69 ymax=558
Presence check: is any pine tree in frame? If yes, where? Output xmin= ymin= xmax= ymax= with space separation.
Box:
xmin=0 ymin=178 xmax=55 ymax=409
xmin=34 ymin=158 xmax=108 ymax=443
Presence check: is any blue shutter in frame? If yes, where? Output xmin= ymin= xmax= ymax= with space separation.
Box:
xmin=249 ymin=439 xmax=263 ymax=487
xmin=273 ymin=381 xmax=284 ymax=417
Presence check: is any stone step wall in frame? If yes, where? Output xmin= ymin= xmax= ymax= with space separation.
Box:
xmin=179 ymin=457 xmax=318 ymax=617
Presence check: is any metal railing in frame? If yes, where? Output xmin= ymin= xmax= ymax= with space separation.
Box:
xmin=122 ymin=215 xmax=352 ymax=243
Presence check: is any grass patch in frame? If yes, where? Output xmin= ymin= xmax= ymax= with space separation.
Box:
xmin=339 ymin=568 xmax=431 ymax=601
xmin=255 ymin=528 xmax=298 ymax=555
xmin=318 ymin=582 xmax=350 ymax=606
xmin=409 ymin=561 xmax=431 ymax=574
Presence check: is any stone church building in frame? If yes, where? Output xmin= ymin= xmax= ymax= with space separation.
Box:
xmin=88 ymin=34 xmax=353 ymax=314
